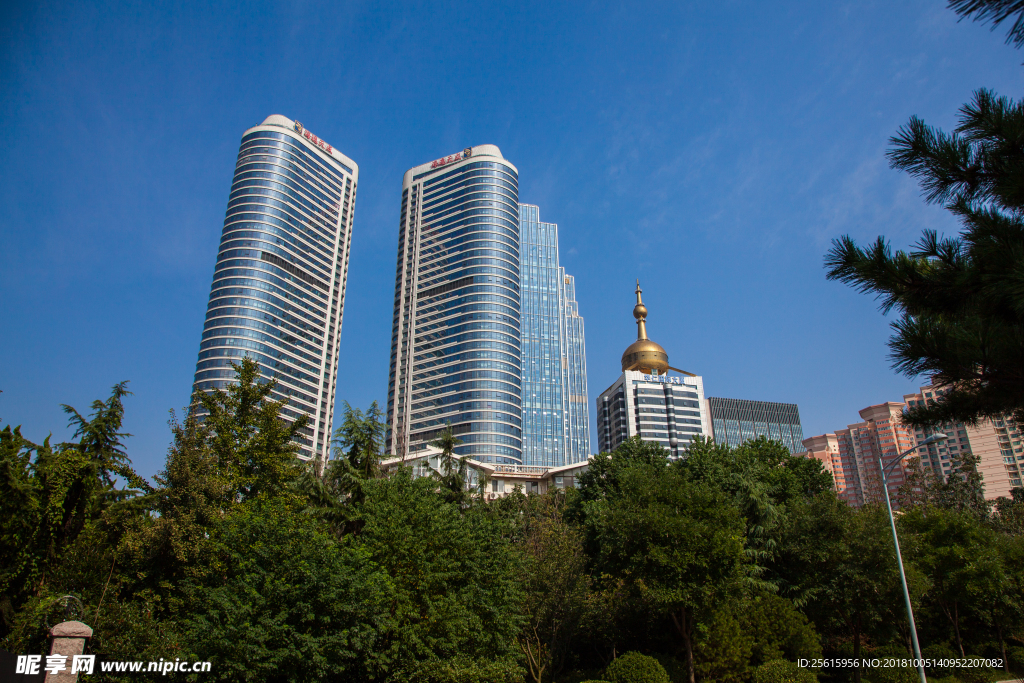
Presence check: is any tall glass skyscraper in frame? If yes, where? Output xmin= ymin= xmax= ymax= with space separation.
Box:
xmin=519 ymin=205 xmax=590 ymax=466
xmin=559 ymin=270 xmax=591 ymax=462
xmin=386 ymin=145 xmax=523 ymax=464
xmin=192 ymin=115 xmax=358 ymax=462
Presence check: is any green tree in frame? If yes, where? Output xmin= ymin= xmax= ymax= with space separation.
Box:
xmin=354 ymin=471 xmax=525 ymax=680
xmin=604 ymin=651 xmax=671 ymax=683
xmin=60 ymin=358 xmax=316 ymax=670
xmin=677 ymin=436 xmax=833 ymax=579
xmin=749 ymin=660 xmax=817 ymax=683
xmin=181 ymin=497 xmax=387 ymax=682
xmin=576 ymin=436 xmax=671 ymax=505
xmin=0 ymin=383 xmax=145 ymax=639
xmin=517 ymin=493 xmax=593 ymax=683
xmin=121 ymin=405 xmax=228 ymax=590
xmin=740 ymin=592 xmax=822 ymax=667
xmin=972 ymin=533 xmax=1024 ymax=671
xmin=824 ymin=86 xmax=1024 ymax=427
xmin=993 ymin=487 xmax=1024 ymax=534
xmin=692 ymin=604 xmax=753 ymax=683
xmin=898 ymin=452 xmax=991 ymax=518
xmin=191 ymin=358 xmax=306 ymax=502
xmin=583 ymin=457 xmax=746 ymax=683
xmin=332 ymin=400 xmax=386 ymax=482
xmin=901 ymin=506 xmax=1006 ymax=657
xmin=949 ymin=0 xmax=1024 ymax=48
xmin=295 ymin=401 xmax=387 ymax=536
xmin=773 ymin=497 xmax=903 ymax=683
xmin=125 ymin=358 xmax=307 ymax=589
xmin=430 ymin=425 xmax=474 ymax=506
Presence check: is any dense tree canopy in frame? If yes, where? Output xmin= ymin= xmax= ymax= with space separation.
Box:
xmin=2 ymin=362 xmax=1023 ymax=682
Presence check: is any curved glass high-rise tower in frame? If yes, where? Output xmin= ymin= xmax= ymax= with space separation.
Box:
xmin=386 ymin=145 xmax=522 ymax=464
xmin=193 ymin=115 xmax=358 ymax=462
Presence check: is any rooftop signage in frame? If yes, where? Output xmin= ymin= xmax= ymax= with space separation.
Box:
xmin=641 ymin=374 xmax=686 ymax=385
xmin=293 ymin=121 xmax=333 ymax=155
xmin=430 ymin=147 xmax=473 ymax=169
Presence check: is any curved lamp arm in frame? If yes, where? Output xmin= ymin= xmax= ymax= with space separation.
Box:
xmin=882 ymin=433 xmax=949 ymax=480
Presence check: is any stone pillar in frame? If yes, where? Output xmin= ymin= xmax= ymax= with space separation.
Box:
xmin=44 ymin=621 xmax=92 ymax=682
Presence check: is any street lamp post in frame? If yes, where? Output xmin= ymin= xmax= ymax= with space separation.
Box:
xmin=877 ymin=432 xmax=948 ymax=683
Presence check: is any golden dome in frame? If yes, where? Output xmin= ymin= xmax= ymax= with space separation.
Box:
xmin=620 ymin=280 xmax=670 ymax=374
xmin=621 ymin=338 xmax=669 ymax=374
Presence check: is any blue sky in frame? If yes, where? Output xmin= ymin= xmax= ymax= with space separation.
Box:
xmin=1 ymin=0 xmax=1020 ymax=479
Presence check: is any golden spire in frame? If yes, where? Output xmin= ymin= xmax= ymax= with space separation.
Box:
xmin=633 ymin=279 xmax=648 ymax=341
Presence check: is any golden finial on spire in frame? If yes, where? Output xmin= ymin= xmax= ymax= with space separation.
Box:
xmin=633 ymin=280 xmax=648 ymax=340
xmin=619 ymin=280 xmax=698 ymax=378
xmin=620 ymin=279 xmax=668 ymax=374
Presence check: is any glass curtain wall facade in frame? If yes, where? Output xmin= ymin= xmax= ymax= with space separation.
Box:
xmin=559 ymin=270 xmax=591 ymax=461
xmin=386 ymin=145 xmax=523 ymax=464
xmin=193 ymin=115 xmax=358 ymax=462
xmin=519 ymin=204 xmax=590 ymax=466
xmin=706 ymin=397 xmax=804 ymax=453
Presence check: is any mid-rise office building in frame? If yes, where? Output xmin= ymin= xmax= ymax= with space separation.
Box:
xmin=192 ymin=115 xmax=358 ymax=462
xmin=596 ymin=283 xmax=709 ymax=457
xmin=519 ymin=204 xmax=590 ymax=467
xmin=706 ymin=397 xmax=805 ymax=453
xmin=802 ymin=382 xmax=1022 ymax=506
xmin=386 ymin=146 xmax=523 ymax=464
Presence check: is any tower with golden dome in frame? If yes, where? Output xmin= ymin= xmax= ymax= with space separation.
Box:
xmin=596 ymin=281 xmax=709 ymax=456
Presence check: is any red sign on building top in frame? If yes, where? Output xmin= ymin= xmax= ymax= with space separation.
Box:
xmin=430 ymin=147 xmax=473 ymax=169
xmin=293 ymin=121 xmax=333 ymax=155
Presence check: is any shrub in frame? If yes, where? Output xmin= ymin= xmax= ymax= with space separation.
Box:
xmin=866 ymin=662 xmax=918 ymax=683
xmin=952 ymin=658 xmax=1002 ymax=683
xmin=558 ymin=670 xmax=607 ymax=683
xmin=750 ymin=660 xmax=817 ymax=683
xmin=863 ymin=647 xmax=917 ymax=683
xmin=652 ymin=655 xmax=688 ymax=683
xmin=604 ymin=651 xmax=671 ymax=683
xmin=922 ymin=643 xmax=960 ymax=679
xmin=1008 ymin=645 xmax=1024 ymax=672
xmin=410 ymin=655 xmax=524 ymax=683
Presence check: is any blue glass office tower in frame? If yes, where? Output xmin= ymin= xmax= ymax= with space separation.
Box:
xmin=519 ymin=205 xmax=591 ymax=466
xmin=706 ymin=397 xmax=805 ymax=454
xmin=386 ymin=145 xmax=522 ymax=464
xmin=193 ymin=115 xmax=358 ymax=462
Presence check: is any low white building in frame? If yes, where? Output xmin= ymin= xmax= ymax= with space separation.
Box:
xmin=380 ymin=445 xmax=592 ymax=501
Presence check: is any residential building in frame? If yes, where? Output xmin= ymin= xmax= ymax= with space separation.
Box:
xmin=192 ymin=115 xmax=358 ymax=462
xmin=596 ymin=283 xmax=709 ymax=457
xmin=706 ymin=397 xmax=805 ymax=453
xmin=519 ymin=204 xmax=590 ymax=467
xmin=386 ymin=146 xmax=523 ymax=464
xmin=902 ymin=384 xmax=1021 ymax=497
xmin=811 ymin=402 xmax=915 ymax=507
xmin=802 ymin=382 xmax=1022 ymax=506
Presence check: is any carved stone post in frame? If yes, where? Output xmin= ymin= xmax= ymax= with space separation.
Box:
xmin=44 ymin=621 xmax=92 ymax=682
